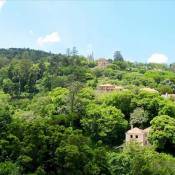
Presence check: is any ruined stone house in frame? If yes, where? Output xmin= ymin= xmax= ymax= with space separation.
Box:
xmin=125 ymin=127 xmax=150 ymax=146
xmin=97 ymin=84 xmax=123 ymax=92
xmin=97 ymin=58 xmax=109 ymax=68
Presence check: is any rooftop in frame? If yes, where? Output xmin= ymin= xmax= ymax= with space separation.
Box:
xmin=126 ymin=127 xmax=144 ymax=134
xmin=99 ymin=84 xmax=115 ymax=87
xmin=126 ymin=127 xmax=151 ymax=134
xmin=97 ymin=58 xmax=108 ymax=61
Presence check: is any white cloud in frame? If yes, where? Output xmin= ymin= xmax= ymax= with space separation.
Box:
xmin=37 ymin=32 xmax=61 ymax=46
xmin=0 ymin=0 xmax=6 ymax=9
xmin=147 ymin=53 xmax=168 ymax=64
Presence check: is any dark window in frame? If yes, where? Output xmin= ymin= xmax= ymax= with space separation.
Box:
xmin=130 ymin=135 xmax=133 ymax=138
xmin=135 ymin=135 xmax=138 ymax=138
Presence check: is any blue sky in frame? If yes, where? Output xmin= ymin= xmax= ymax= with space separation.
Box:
xmin=0 ymin=0 xmax=175 ymax=63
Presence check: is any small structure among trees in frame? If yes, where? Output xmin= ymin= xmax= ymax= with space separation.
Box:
xmin=97 ymin=58 xmax=109 ymax=68
xmin=97 ymin=84 xmax=123 ymax=92
xmin=125 ymin=127 xmax=150 ymax=146
xmin=161 ymin=93 xmax=175 ymax=101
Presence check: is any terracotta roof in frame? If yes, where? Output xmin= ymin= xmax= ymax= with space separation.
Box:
xmin=115 ymin=86 xmax=123 ymax=89
xmin=99 ymin=84 xmax=123 ymax=88
xmin=99 ymin=84 xmax=114 ymax=87
xmin=126 ymin=127 xmax=144 ymax=134
xmin=126 ymin=127 xmax=151 ymax=134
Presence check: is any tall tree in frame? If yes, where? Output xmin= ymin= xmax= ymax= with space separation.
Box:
xmin=66 ymin=48 xmax=71 ymax=57
xmin=113 ymin=51 xmax=124 ymax=62
xmin=81 ymin=103 xmax=128 ymax=146
xmin=87 ymin=51 xmax=94 ymax=62
xmin=130 ymin=108 xmax=149 ymax=128
xmin=149 ymin=115 xmax=175 ymax=154
xmin=72 ymin=47 xmax=78 ymax=56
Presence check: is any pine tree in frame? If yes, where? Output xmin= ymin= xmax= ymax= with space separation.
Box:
xmin=87 ymin=51 xmax=94 ymax=62
xmin=113 ymin=51 xmax=124 ymax=61
xmin=72 ymin=46 xmax=78 ymax=56
xmin=66 ymin=48 xmax=71 ymax=57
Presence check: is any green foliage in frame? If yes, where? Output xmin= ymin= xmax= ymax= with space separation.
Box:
xmin=102 ymin=91 xmax=134 ymax=118
xmin=0 ymin=161 xmax=20 ymax=175
xmin=81 ymin=103 xmax=128 ymax=146
xmin=132 ymin=91 xmax=162 ymax=120
xmin=0 ymin=48 xmax=174 ymax=174
xmin=158 ymin=84 xmax=173 ymax=94
xmin=149 ymin=115 xmax=175 ymax=154
xmin=144 ymin=70 xmax=175 ymax=84
xmin=108 ymin=143 xmax=175 ymax=175
xmin=28 ymin=95 xmax=54 ymax=117
xmin=130 ymin=108 xmax=149 ymax=128
xmin=159 ymin=101 xmax=175 ymax=117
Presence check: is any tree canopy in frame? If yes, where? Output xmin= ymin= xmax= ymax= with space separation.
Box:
xmin=0 ymin=48 xmax=174 ymax=174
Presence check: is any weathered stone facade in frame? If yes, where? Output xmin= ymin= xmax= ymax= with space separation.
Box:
xmin=97 ymin=58 xmax=109 ymax=68
xmin=97 ymin=84 xmax=123 ymax=92
xmin=125 ymin=127 xmax=150 ymax=146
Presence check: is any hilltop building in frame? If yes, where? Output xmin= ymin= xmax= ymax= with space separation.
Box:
xmin=125 ymin=127 xmax=150 ymax=146
xmin=97 ymin=84 xmax=123 ymax=92
xmin=97 ymin=58 xmax=109 ymax=68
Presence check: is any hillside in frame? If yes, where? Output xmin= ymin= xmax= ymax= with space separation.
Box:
xmin=0 ymin=48 xmax=54 ymax=60
xmin=0 ymin=48 xmax=175 ymax=174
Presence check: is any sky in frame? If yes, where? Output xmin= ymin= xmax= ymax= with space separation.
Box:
xmin=0 ymin=0 xmax=175 ymax=63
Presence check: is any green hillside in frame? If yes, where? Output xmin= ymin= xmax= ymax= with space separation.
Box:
xmin=0 ymin=48 xmax=175 ymax=174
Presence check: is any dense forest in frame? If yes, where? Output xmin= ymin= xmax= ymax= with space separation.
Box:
xmin=0 ymin=48 xmax=175 ymax=174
